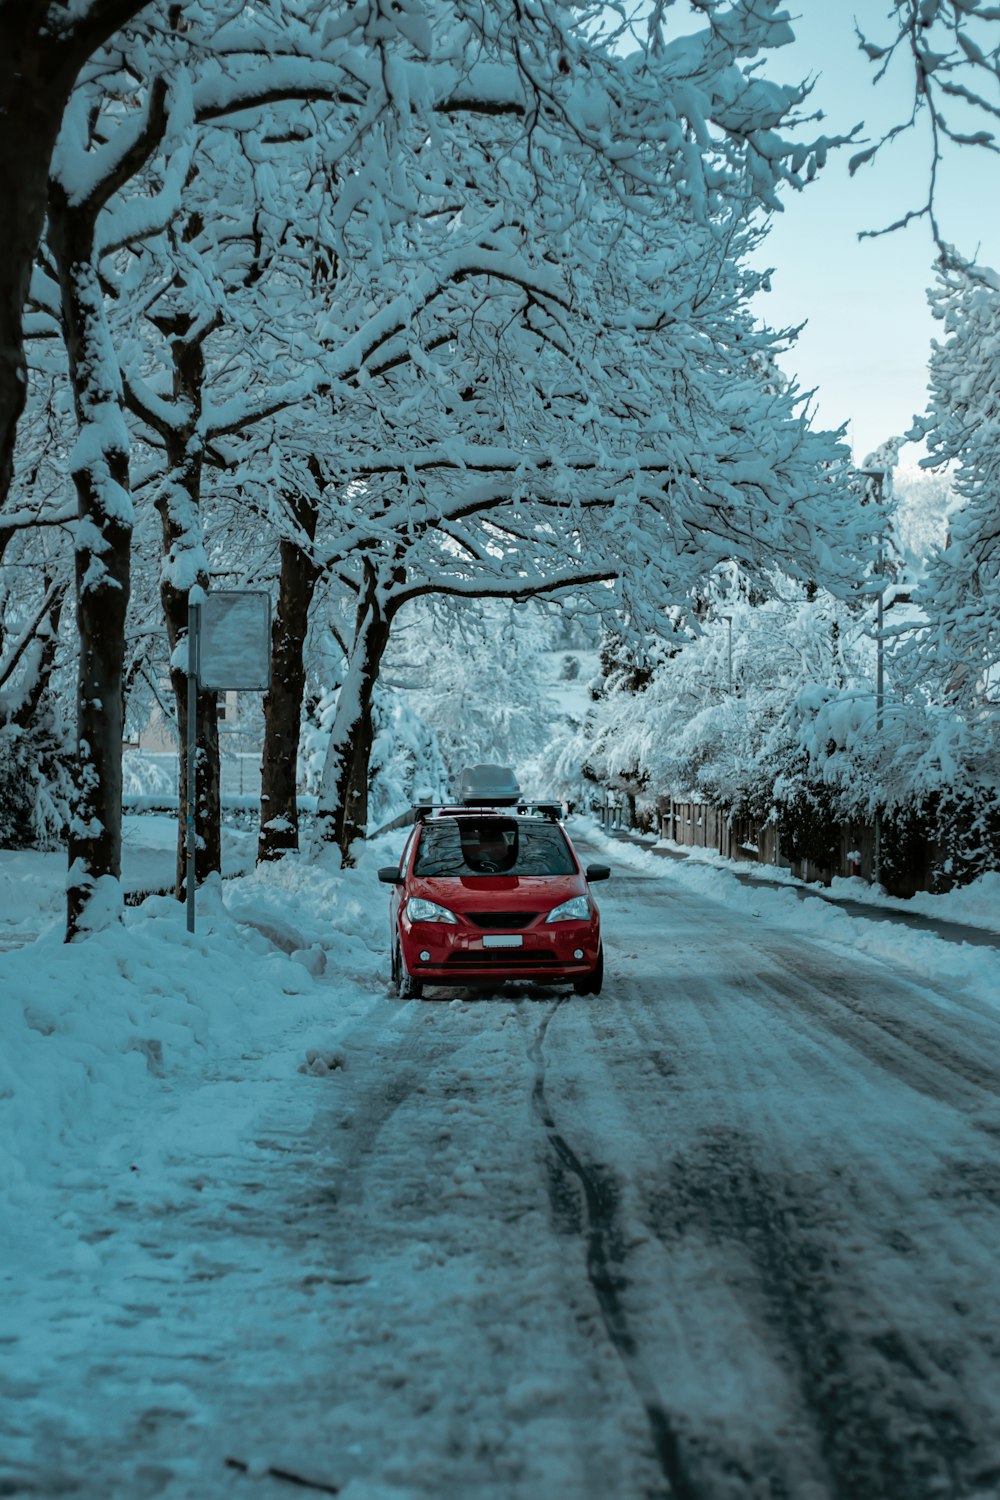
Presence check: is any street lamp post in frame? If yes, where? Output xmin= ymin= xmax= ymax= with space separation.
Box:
xmin=719 ymin=612 xmax=733 ymax=693
xmin=859 ymin=469 xmax=886 ymax=887
xmin=718 ymin=611 xmax=735 ymax=860
xmin=875 ymin=552 xmax=884 ymax=885
xmin=185 ymin=596 xmax=202 ymax=934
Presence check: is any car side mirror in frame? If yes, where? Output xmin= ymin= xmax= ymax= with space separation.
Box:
xmin=585 ymin=864 xmax=611 ymax=882
xmin=377 ymin=866 xmax=404 ymax=885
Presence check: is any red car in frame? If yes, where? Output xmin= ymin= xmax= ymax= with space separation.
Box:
xmin=378 ymin=805 xmax=609 ymax=998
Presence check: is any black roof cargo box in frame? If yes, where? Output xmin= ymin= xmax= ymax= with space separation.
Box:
xmin=457 ymin=764 xmax=521 ymax=806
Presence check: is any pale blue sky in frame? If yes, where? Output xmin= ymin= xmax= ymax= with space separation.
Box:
xmin=749 ymin=4 xmax=1000 ymax=463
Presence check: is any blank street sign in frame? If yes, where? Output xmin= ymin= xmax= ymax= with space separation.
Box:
xmin=198 ymin=592 xmax=272 ymax=691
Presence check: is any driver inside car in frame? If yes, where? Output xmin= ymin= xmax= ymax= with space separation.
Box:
xmin=464 ymin=826 xmax=516 ymax=874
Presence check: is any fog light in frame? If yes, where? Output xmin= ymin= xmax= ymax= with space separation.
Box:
xmin=419 ymin=950 xmax=431 ymax=962
xmin=574 ymin=948 xmax=584 ymax=960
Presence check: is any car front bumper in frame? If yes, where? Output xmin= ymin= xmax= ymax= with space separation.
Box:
xmin=400 ymin=917 xmax=600 ymax=983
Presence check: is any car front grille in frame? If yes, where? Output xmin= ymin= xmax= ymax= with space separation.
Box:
xmin=465 ymin=911 xmax=540 ymax=929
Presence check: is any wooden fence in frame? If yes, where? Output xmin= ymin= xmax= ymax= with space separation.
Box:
xmin=594 ymin=788 xmax=937 ymax=898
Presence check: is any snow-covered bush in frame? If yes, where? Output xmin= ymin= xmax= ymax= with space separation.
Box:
xmin=574 ymin=591 xmax=864 ymax=813
xmin=0 ymin=714 xmax=70 ymax=850
xmin=562 ymin=569 xmax=1000 ymax=885
xmin=933 ymin=786 xmax=1000 ymax=888
xmin=0 ymin=727 xmax=36 ymax=847
xmin=121 ymin=752 xmax=177 ymax=799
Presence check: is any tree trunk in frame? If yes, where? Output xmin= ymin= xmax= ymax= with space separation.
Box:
xmin=315 ymin=578 xmax=395 ymax=863
xmin=0 ymin=12 xmax=75 ymax=513
xmin=48 ymin=184 xmax=133 ymax=938
xmin=41 ymin=13 xmax=171 ymax=936
xmin=67 ymin=469 xmax=131 ymax=933
xmin=156 ymin=325 xmax=221 ymax=897
xmin=258 ymin=502 xmax=320 ymax=863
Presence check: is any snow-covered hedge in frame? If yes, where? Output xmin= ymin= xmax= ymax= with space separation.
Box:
xmin=573 ymin=585 xmax=1000 ymax=888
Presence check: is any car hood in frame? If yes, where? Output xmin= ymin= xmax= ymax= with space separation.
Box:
xmin=411 ymin=873 xmax=586 ymax=914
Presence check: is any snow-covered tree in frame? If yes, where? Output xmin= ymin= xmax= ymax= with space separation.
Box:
xmin=0 ymin=1 xmax=154 ymax=511
xmin=300 ymin=679 xmax=449 ymax=831
xmin=393 ymin=599 xmax=553 ymax=782
xmin=883 ymin=263 xmax=1000 ymax=881
xmin=8 ymin=0 xmax=873 ymax=921
xmin=572 ymin=580 xmax=872 ymax=813
xmin=893 ymin=463 xmax=952 ymax=580
xmin=910 ymin=267 xmax=1000 ymax=712
xmin=303 ymin=190 xmax=862 ymax=858
xmin=0 ymin=281 xmax=81 ymax=844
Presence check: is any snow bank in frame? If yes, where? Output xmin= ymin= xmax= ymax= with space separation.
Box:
xmin=0 ymin=841 xmax=396 ymax=1223
xmin=830 ymin=868 xmax=1000 ymax=933
xmin=576 ymin=818 xmax=1000 ymax=937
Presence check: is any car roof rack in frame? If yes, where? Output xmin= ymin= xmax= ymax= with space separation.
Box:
xmin=412 ymin=800 xmax=563 ymax=823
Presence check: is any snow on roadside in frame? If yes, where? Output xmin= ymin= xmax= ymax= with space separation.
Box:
xmin=573 ymin=818 xmax=1000 ymax=1011
xmin=644 ymin=831 xmax=1000 ymax=934
xmin=828 ymin=868 xmax=1000 ymax=931
xmin=0 ymin=815 xmax=257 ymax=945
xmin=0 ymin=837 xmax=394 ymax=1221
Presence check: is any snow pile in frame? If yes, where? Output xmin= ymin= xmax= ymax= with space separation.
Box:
xmin=829 ymin=868 xmax=1000 ymax=932
xmin=0 ymin=848 xmax=67 ymax=934
xmin=0 ymin=831 xmax=419 ymax=1497
xmin=0 ymin=844 xmax=392 ymax=1220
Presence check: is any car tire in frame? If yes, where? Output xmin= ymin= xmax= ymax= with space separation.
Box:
xmin=573 ymin=944 xmax=603 ymax=997
xmin=393 ymin=940 xmax=423 ymax=1000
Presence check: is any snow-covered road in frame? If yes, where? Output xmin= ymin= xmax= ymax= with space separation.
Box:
xmin=4 ymin=837 xmax=1000 ymax=1499
xmin=296 ymin=858 xmax=1000 ymax=1499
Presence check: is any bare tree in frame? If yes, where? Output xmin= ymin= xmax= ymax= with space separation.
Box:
xmin=854 ymin=0 xmax=1000 ymax=260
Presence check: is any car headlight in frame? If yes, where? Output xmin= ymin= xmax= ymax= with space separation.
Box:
xmin=545 ymin=895 xmax=590 ymax=923
xmin=406 ymin=897 xmax=458 ymax=924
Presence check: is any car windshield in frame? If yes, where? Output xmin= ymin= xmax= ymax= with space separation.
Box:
xmin=413 ymin=818 xmax=576 ymax=877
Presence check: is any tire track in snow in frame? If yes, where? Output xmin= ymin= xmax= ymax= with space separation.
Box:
xmin=528 ymin=1000 xmax=698 ymax=1500
xmin=645 ymin=1130 xmax=985 ymax=1500
xmin=628 ymin=964 xmax=989 ymax=1500
xmin=590 ymin=924 xmax=992 ymax=1498
xmin=576 ymin=861 xmax=1000 ymax=1496
xmin=320 ymin=1003 xmax=469 ymax=1207
xmin=751 ymin=943 xmax=1000 ymax=1110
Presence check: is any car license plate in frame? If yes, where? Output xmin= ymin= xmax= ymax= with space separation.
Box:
xmin=482 ymin=934 xmax=523 ymax=948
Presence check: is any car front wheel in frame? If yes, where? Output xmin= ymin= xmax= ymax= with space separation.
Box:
xmin=573 ymin=944 xmax=603 ymax=997
xmin=393 ymin=939 xmax=423 ymax=1000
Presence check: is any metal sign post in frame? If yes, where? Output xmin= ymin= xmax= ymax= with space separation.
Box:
xmin=183 ymin=590 xmax=271 ymax=935
xmin=186 ymin=598 xmax=202 ymax=934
